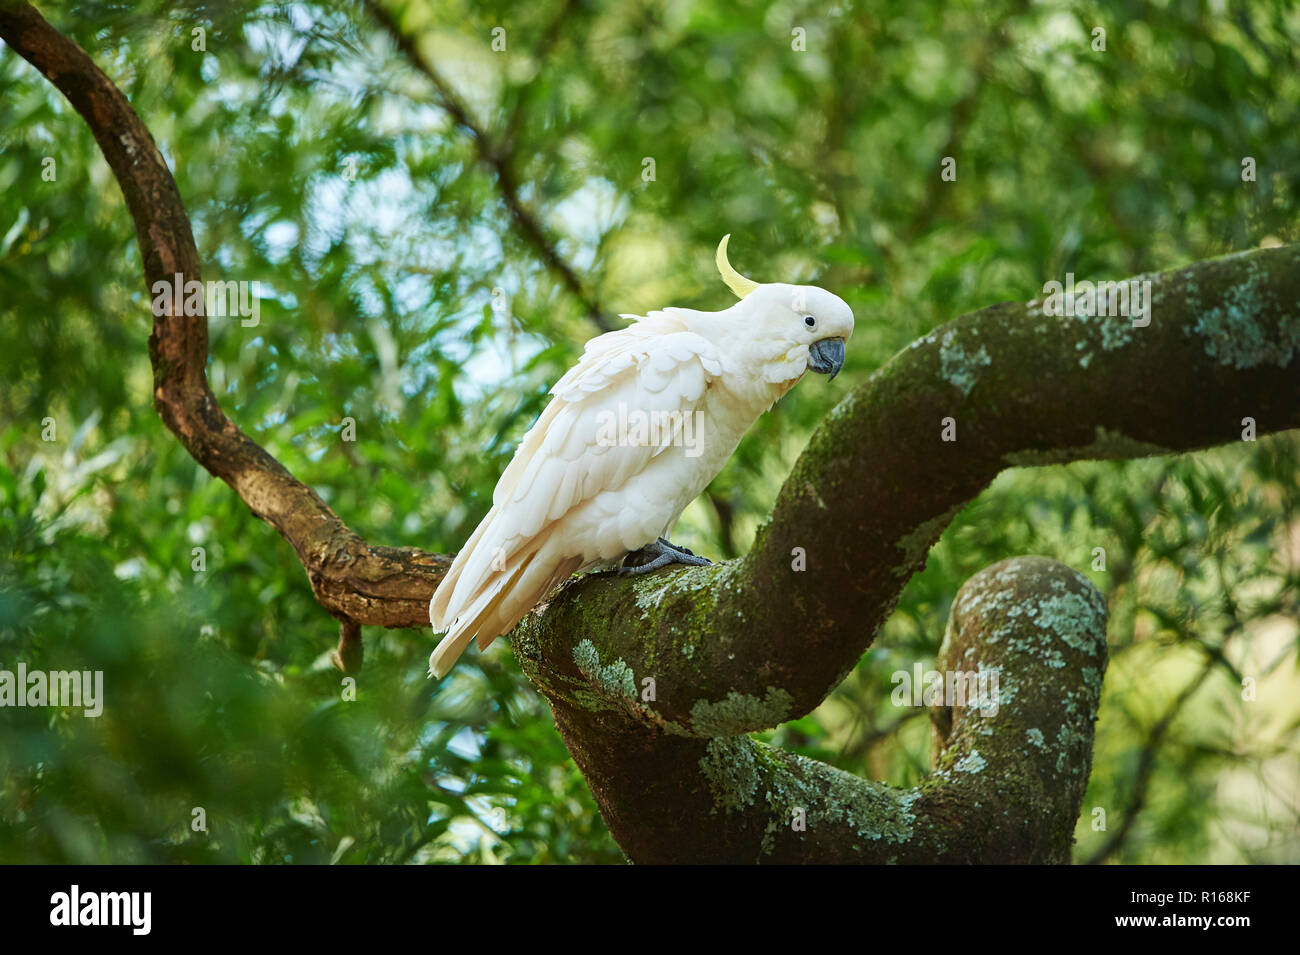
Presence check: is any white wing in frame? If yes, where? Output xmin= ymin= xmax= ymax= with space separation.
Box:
xmin=428 ymin=309 xmax=723 ymax=674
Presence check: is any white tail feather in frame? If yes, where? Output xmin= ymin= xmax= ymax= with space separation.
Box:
xmin=428 ymin=537 xmax=584 ymax=678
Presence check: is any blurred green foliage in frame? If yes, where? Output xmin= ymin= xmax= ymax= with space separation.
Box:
xmin=1 ymin=0 xmax=1297 ymax=863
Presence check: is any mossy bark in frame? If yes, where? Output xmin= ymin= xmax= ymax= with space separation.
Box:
xmin=517 ymin=245 xmax=1300 ymax=731
xmin=520 ymin=557 xmax=1106 ymax=862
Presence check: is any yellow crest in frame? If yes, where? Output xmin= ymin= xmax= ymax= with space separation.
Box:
xmin=716 ymin=234 xmax=759 ymax=299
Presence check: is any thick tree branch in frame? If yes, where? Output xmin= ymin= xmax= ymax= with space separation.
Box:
xmin=0 ymin=2 xmax=449 ymax=631
xmin=518 ymin=243 xmax=1300 ymax=733
xmin=516 ymin=557 xmax=1108 ymax=862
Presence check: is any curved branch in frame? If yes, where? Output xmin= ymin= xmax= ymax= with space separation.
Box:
xmin=519 ymin=242 xmax=1300 ymax=732
xmin=0 ymin=2 xmax=449 ymax=631
xmin=521 ymin=557 xmax=1107 ymax=863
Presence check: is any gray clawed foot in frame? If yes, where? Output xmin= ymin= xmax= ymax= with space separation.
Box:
xmin=619 ymin=537 xmax=713 ymax=575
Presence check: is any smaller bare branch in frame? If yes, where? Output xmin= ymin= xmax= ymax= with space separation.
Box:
xmin=367 ymin=0 xmax=614 ymax=333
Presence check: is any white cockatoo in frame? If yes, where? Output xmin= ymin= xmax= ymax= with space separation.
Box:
xmin=428 ymin=236 xmax=853 ymax=677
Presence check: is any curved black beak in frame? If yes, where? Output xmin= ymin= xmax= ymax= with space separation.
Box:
xmin=808 ymin=337 xmax=846 ymax=381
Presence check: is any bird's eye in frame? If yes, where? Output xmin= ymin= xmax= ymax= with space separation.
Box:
xmin=803 ymin=315 xmax=817 ymax=329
